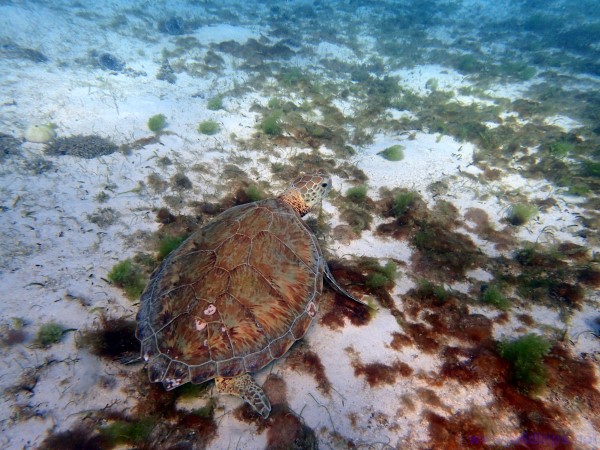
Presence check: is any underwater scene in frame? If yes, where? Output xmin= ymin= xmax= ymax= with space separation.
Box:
xmin=1 ymin=0 xmax=599 ymax=448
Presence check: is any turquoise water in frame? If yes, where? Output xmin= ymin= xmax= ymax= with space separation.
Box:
xmin=0 ymin=1 xmax=599 ymax=449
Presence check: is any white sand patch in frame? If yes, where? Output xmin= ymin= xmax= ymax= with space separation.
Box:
xmin=544 ymin=114 xmax=582 ymax=131
xmin=352 ymin=132 xmax=475 ymax=197
xmin=209 ymin=415 xmax=268 ymax=450
xmin=389 ymin=108 xmax=419 ymax=121
xmin=389 ymin=65 xmax=470 ymax=96
xmin=483 ymin=80 xmax=539 ymax=102
xmin=273 ymin=312 xmax=445 ymax=444
xmin=493 ymin=173 xmax=587 ymax=245
xmin=193 ymin=24 xmax=260 ymax=44
xmin=491 ymin=304 xmax=563 ymax=341
xmin=330 ymin=228 xmax=412 ymax=262
xmin=467 ymin=268 xmax=495 ymax=282
xmin=316 ymin=42 xmax=357 ymax=61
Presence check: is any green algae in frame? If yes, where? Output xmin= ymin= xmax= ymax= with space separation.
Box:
xmin=378 ymin=145 xmax=405 ymax=161
xmin=107 ymin=259 xmax=146 ymax=299
xmin=498 ymin=334 xmax=552 ymax=391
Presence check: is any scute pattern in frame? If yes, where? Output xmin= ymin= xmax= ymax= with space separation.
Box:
xmin=136 ymin=199 xmax=324 ymax=388
xmin=229 ymin=264 xmax=299 ymax=339
xmin=215 ymin=234 xmax=251 ymax=270
xmin=192 ymin=267 xmax=229 ymax=300
xmin=249 ymin=230 xmax=319 ymax=315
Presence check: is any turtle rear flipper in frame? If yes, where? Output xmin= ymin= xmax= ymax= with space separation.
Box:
xmin=324 ymin=261 xmax=369 ymax=307
xmin=216 ymin=374 xmax=272 ymax=418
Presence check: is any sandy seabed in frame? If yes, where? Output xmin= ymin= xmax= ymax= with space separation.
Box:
xmin=0 ymin=1 xmax=598 ymax=449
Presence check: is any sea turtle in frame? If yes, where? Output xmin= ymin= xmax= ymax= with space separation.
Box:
xmin=135 ymin=173 xmax=365 ymax=418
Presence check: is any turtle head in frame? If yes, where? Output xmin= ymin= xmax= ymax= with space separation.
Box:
xmin=278 ymin=173 xmax=331 ymax=216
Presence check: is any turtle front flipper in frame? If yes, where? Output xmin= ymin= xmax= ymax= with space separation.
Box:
xmin=324 ymin=261 xmax=370 ymax=307
xmin=215 ymin=374 xmax=271 ymax=418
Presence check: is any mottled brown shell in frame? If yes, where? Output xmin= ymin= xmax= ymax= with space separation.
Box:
xmin=135 ymin=199 xmax=323 ymax=390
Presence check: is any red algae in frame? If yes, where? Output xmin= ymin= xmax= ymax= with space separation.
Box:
xmin=577 ymin=265 xmax=600 ymax=287
xmin=266 ymin=406 xmax=317 ymax=450
xmin=262 ymin=374 xmax=288 ymax=406
xmin=401 ymin=285 xmax=493 ymax=352
xmin=517 ymin=314 xmax=535 ymax=326
xmin=319 ymin=291 xmax=372 ymax=330
xmin=285 ymin=343 xmax=332 ymax=396
xmin=134 ymin=374 xmax=179 ymax=419
xmin=545 ymin=345 xmax=600 ymax=423
xmin=557 ymin=242 xmax=589 ymax=260
xmin=424 ymin=409 xmax=489 ymax=450
xmin=352 ymin=361 xmax=413 ymax=387
xmin=78 ymin=317 xmax=140 ymax=360
xmin=440 ymin=345 xmax=509 ymax=385
xmin=39 ymin=426 xmax=105 ymax=450
xmin=439 ymin=341 xmax=599 ymax=449
xmin=389 ymin=332 xmax=412 ymax=350
xmin=233 ymin=403 xmax=268 ymax=430
xmin=177 ymin=413 xmax=218 ymax=447
xmin=404 ymin=322 xmax=440 ymax=353
xmin=496 ymin=382 xmax=572 ymax=448
xmin=325 ymin=258 xmax=399 ymax=314
xmin=417 ymin=388 xmax=448 ymax=411
xmin=495 ymin=311 xmax=510 ymax=325
xmin=464 ymin=207 xmax=516 ymax=251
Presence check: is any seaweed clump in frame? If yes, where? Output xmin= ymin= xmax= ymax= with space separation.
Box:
xmin=400 ymin=280 xmax=494 ymax=353
xmin=497 ymin=244 xmax=587 ymax=309
xmin=36 ymin=322 xmax=66 ymax=347
xmin=245 ymin=184 xmax=265 ymax=202
xmin=345 ymin=185 xmax=368 ymax=203
xmin=0 ymin=132 xmax=22 ymax=162
xmin=97 ymin=52 xmax=125 ymax=72
xmin=266 ymin=407 xmax=317 ymax=450
xmin=365 ymin=260 xmax=397 ymax=290
xmin=207 ymin=96 xmax=223 ymax=110
xmin=198 ymin=120 xmax=220 ymax=135
xmin=78 ymin=317 xmax=139 ymax=359
xmin=147 ymin=114 xmax=167 ymax=133
xmin=375 ymin=190 xmax=482 ymax=280
xmin=107 ymin=259 xmax=146 ymax=299
xmin=375 ymin=188 xmax=425 ymax=239
xmin=506 ymin=203 xmax=538 ymax=226
xmin=391 ymin=190 xmax=418 ymax=218
xmin=87 ymin=207 xmax=121 ymax=228
xmin=157 ymin=235 xmax=185 ymax=260
xmin=498 ymin=334 xmax=552 ymax=391
xmin=158 ymin=16 xmax=186 ymax=35
xmin=98 ymin=419 xmax=155 ymax=447
xmin=45 ymin=135 xmax=118 ymax=158
xmin=378 ymin=144 xmax=405 ymax=161
xmin=260 ymin=111 xmax=282 ymax=136
xmin=170 ymin=172 xmax=193 ymax=190
xmin=412 ymin=223 xmax=482 ymax=279
xmin=1 ymin=318 xmax=27 ymax=346
xmin=347 ymin=347 xmax=412 ymax=387
xmin=481 ymin=284 xmax=511 ymax=311
xmin=0 ymin=39 xmax=48 ymax=63
xmin=38 ymin=426 xmax=106 ymax=450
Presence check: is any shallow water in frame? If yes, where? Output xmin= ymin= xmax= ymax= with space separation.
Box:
xmin=0 ymin=1 xmax=599 ymax=448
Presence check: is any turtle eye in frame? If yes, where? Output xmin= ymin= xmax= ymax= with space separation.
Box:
xmin=321 ymin=183 xmax=328 ymax=188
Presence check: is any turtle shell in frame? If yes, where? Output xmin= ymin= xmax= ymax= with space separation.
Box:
xmin=135 ymin=198 xmax=323 ymax=390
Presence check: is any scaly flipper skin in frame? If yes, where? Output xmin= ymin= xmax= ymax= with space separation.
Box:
xmin=215 ymin=374 xmax=272 ymax=418
xmin=324 ymin=261 xmax=369 ymax=307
